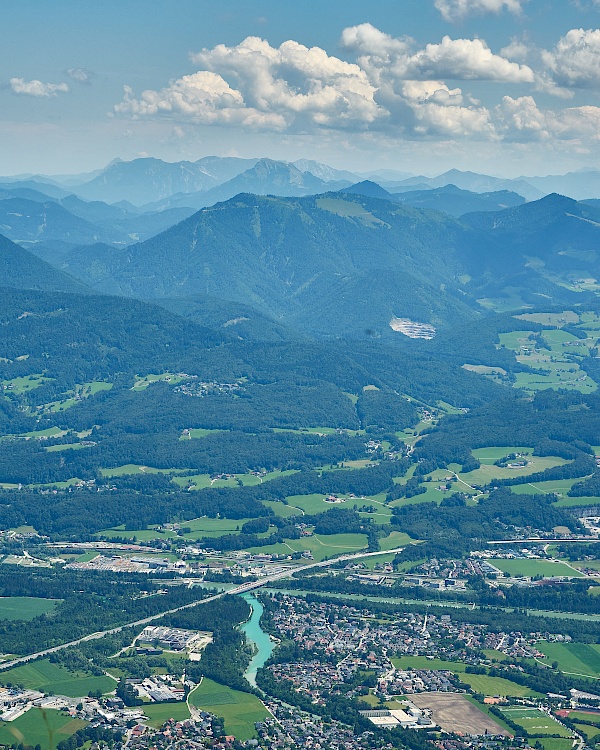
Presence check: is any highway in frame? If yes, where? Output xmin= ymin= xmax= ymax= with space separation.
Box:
xmin=0 ymin=546 xmax=406 ymax=672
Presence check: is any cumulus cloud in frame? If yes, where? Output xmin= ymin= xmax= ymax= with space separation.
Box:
xmin=542 ymin=28 xmax=600 ymax=89
xmin=499 ymin=95 xmax=600 ymax=141
xmin=65 ymin=67 xmax=95 ymax=85
xmin=434 ymin=0 xmax=526 ymax=22
xmin=341 ymin=24 xmax=535 ymax=83
xmin=113 ymin=25 xmax=600 ymax=150
xmin=401 ymin=80 xmax=496 ymax=137
xmin=10 ymin=78 xmax=69 ymax=96
xmin=116 ymin=37 xmax=383 ymax=131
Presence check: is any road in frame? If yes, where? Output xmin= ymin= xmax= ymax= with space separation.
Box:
xmin=0 ymin=546 xmax=406 ymax=672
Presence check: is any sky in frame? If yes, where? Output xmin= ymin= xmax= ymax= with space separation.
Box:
xmin=2 ymin=0 xmax=600 ymax=177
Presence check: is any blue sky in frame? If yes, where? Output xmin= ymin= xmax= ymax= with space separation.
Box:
xmin=2 ymin=0 xmax=600 ymax=176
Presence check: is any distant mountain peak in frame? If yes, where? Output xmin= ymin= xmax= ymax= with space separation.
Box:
xmin=338 ymin=180 xmax=393 ymax=200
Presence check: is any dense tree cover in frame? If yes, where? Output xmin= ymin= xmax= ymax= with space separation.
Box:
xmin=356 ymin=389 xmax=419 ymax=431
xmin=313 ymin=508 xmax=364 ymax=535
xmin=0 ymin=428 xmax=370 ymax=485
xmin=569 ymin=470 xmax=600 ymax=497
xmin=56 ymin=725 xmax=123 ymax=750
xmin=0 ymin=567 xmax=210 ymax=654
xmin=164 ymin=595 xmax=254 ymax=693
xmin=0 ymin=461 xmax=408 ymax=537
xmin=413 ymin=390 xmax=600 ymax=473
xmin=390 ymin=489 xmax=580 ymax=557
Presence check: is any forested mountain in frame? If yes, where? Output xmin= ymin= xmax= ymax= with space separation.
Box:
xmin=392 ymin=169 xmax=544 ymax=200
xmin=393 ymin=185 xmax=526 ymax=217
xmin=44 ymin=190 xmax=600 ymax=338
xmin=52 ymin=192 xmax=481 ymax=336
xmin=461 ymin=194 xmax=600 ymax=277
xmin=0 ymin=234 xmax=89 ymax=293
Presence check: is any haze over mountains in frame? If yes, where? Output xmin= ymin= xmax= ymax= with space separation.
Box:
xmin=2 ymin=153 xmax=600 ymax=340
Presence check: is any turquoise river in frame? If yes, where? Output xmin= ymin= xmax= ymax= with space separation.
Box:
xmin=240 ymin=592 xmax=274 ymax=687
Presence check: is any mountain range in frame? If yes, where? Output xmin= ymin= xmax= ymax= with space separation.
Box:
xmin=7 ymin=190 xmax=592 ymax=339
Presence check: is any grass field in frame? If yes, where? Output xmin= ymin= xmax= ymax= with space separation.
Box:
xmin=461 ymin=673 xmax=543 ymax=698
xmin=188 ymin=678 xmax=268 ymax=740
xmin=565 ymin=710 xmax=600 ymax=725
xmin=535 ymin=641 xmax=600 ymax=678
xmin=262 ymin=501 xmax=299 ymax=518
xmin=0 ymin=597 xmax=59 ymax=621
xmin=1 ymin=374 xmax=51 ymax=395
xmin=391 ymin=656 xmax=467 ymax=672
xmin=101 ymin=464 xmax=189 ymax=477
xmin=487 ymin=558 xmax=584 ymax=578
xmin=471 ymin=447 xmax=533 ymax=462
xmin=0 ymin=659 xmax=116 ymax=697
xmin=172 ymin=469 xmax=297 ymax=491
xmin=0 ymin=708 xmax=87 ymax=750
xmin=46 ymin=442 xmax=91 ymax=452
xmin=142 ymin=702 xmax=190 ymax=728
xmin=378 ymin=530 xmax=415 ymax=550
xmin=500 ymin=707 xmax=572 ymax=738
xmin=458 ymin=456 xmax=570 ymax=486
xmin=132 ymin=373 xmax=187 ymax=391
xmin=180 ymin=428 xmax=225 ymax=439
xmin=245 ymin=532 xmax=368 ymax=561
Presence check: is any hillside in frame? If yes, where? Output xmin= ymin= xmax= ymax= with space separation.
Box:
xmin=56 ymin=192 xmax=481 ymax=336
xmin=0 ymin=234 xmax=89 ymax=293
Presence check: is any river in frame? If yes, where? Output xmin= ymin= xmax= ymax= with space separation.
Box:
xmin=239 ymin=592 xmax=274 ymax=688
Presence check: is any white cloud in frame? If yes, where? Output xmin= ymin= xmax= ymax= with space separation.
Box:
xmin=341 ymin=24 xmax=535 ymax=83
xmin=499 ymin=95 xmax=600 ymax=141
xmin=113 ymin=25 xmax=600 ymax=151
xmin=542 ymin=28 xmax=600 ymax=89
xmin=434 ymin=0 xmax=526 ymax=22
xmin=65 ymin=67 xmax=95 ymax=85
xmin=10 ymin=78 xmax=69 ymax=97
xmin=116 ymin=37 xmax=383 ymax=131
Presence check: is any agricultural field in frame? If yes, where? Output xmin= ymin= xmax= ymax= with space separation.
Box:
xmin=535 ymin=641 xmax=600 ymax=678
xmin=100 ymin=464 xmax=189 ymax=478
xmin=391 ymin=656 xmax=467 ymax=672
xmin=132 ymin=373 xmax=188 ymax=391
xmin=188 ymin=678 xmax=268 ymax=741
xmin=172 ymin=469 xmax=297 ymax=491
xmin=0 ymin=597 xmax=59 ymax=621
xmin=458 ymin=456 xmax=570 ymax=487
xmin=460 ymin=673 xmax=543 ymax=698
xmin=485 ymin=558 xmax=584 ymax=578
xmin=141 ymin=701 xmax=190 ymax=728
xmin=0 ymin=659 xmax=116 ymax=697
xmin=0 ymin=708 xmax=87 ymax=750
xmin=245 ymin=532 xmax=369 ymax=562
xmin=1 ymin=374 xmax=51 ymax=395
xmin=378 ymin=530 xmax=415 ymax=550
xmin=500 ymin=707 xmax=573 ymax=738
xmin=411 ymin=693 xmax=509 ymax=736
xmin=180 ymin=428 xmax=225 ymax=439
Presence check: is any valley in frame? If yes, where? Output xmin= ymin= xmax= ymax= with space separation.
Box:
xmin=1 ymin=157 xmax=600 ymax=750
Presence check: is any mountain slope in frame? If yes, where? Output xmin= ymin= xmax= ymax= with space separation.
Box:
xmin=395 ymin=169 xmax=542 ymax=201
xmin=393 ymin=184 xmax=526 ymax=217
xmin=0 ymin=234 xmax=89 ymax=293
xmin=74 ymin=157 xmax=220 ymax=205
xmin=56 ymin=192 xmax=481 ymax=336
